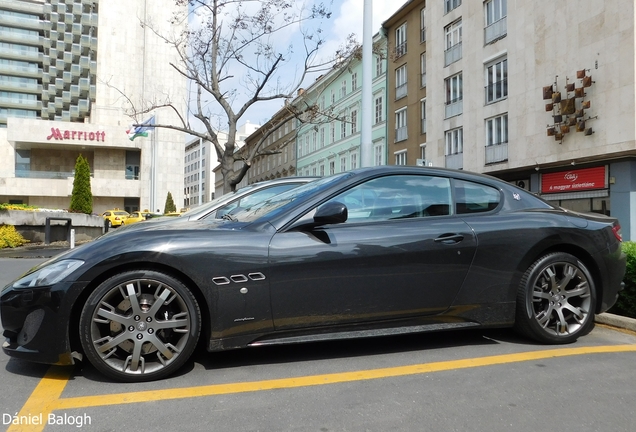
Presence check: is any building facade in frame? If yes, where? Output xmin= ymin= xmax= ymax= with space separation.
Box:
xmin=384 ymin=0 xmax=636 ymax=240
xmin=0 ymin=0 xmax=187 ymax=214
xmin=244 ymin=106 xmax=298 ymax=184
xmin=295 ymin=33 xmax=388 ymax=177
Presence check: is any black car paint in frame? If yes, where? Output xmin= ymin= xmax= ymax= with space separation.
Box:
xmin=1 ymin=166 xmax=626 ymax=368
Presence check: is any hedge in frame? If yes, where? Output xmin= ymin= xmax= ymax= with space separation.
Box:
xmin=607 ymin=241 xmax=636 ymax=318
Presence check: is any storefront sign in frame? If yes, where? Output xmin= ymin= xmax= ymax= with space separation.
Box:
xmin=46 ymin=128 xmax=106 ymax=142
xmin=541 ymin=166 xmax=607 ymax=194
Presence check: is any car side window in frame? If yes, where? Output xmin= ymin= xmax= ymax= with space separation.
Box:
xmin=454 ymin=179 xmax=500 ymax=214
xmin=324 ymin=175 xmax=452 ymax=223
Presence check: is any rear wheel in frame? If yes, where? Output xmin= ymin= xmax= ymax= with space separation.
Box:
xmin=79 ymin=271 xmax=201 ymax=382
xmin=514 ymin=252 xmax=596 ymax=344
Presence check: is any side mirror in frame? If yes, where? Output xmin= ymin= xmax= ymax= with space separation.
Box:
xmin=314 ymin=201 xmax=348 ymax=225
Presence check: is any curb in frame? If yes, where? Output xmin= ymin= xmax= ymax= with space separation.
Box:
xmin=595 ymin=312 xmax=636 ymax=333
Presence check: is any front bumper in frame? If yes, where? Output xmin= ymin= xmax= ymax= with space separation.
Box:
xmin=1 ymin=281 xmax=83 ymax=366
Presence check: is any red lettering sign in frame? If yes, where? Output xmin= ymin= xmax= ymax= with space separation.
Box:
xmin=541 ymin=166 xmax=607 ymax=193
xmin=46 ymin=128 xmax=105 ymax=142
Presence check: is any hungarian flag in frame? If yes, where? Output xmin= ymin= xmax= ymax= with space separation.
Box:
xmin=126 ymin=116 xmax=155 ymax=141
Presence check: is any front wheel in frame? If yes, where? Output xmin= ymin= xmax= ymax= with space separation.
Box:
xmin=514 ymin=252 xmax=596 ymax=344
xmin=79 ymin=271 xmax=201 ymax=382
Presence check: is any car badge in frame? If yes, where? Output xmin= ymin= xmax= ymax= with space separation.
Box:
xmin=513 ymin=193 xmax=521 ymax=201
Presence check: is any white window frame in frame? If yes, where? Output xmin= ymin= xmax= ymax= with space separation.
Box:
xmin=485 ymin=0 xmax=507 ymax=26
xmin=486 ymin=114 xmax=508 ymax=146
xmin=485 ymin=57 xmax=507 ymax=104
xmin=395 ymin=150 xmax=407 ymax=166
xmin=395 ymin=23 xmax=407 ymax=57
xmin=445 ymin=128 xmax=463 ymax=155
xmin=374 ymin=95 xmax=384 ymax=124
xmin=445 ymin=0 xmax=461 ymax=14
xmin=396 ymin=65 xmax=407 ymax=99
xmin=374 ymin=141 xmax=384 ymax=166
xmin=420 ymin=8 xmax=426 ymax=42
xmin=395 ymin=107 xmax=408 ymax=142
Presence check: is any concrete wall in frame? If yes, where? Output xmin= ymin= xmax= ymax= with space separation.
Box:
xmin=0 ymin=210 xmax=104 ymax=242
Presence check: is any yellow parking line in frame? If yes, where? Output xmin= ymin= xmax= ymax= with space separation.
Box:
xmin=10 ymin=344 xmax=636 ymax=432
xmin=6 ymin=366 xmax=73 ymax=432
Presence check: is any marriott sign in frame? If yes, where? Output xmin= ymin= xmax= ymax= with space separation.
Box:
xmin=46 ymin=127 xmax=106 ymax=142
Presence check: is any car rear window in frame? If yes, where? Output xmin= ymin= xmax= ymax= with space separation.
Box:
xmin=455 ymin=179 xmax=500 ymax=214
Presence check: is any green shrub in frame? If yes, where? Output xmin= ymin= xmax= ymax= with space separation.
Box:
xmin=164 ymin=191 xmax=176 ymax=214
xmin=69 ymin=154 xmax=93 ymax=214
xmin=0 ymin=225 xmax=29 ymax=248
xmin=609 ymin=241 xmax=636 ymax=318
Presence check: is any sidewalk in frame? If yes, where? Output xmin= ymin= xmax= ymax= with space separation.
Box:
xmin=0 ymin=242 xmax=72 ymax=258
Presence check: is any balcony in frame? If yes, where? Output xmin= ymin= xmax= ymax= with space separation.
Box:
xmin=444 ymin=42 xmax=462 ymax=67
xmin=421 ymin=119 xmax=427 ymax=135
xmin=445 ymin=97 xmax=463 ymax=118
xmin=485 ymin=16 xmax=507 ymax=45
xmin=395 ymin=41 xmax=407 ymax=59
xmin=445 ymin=153 xmax=463 ymax=170
xmin=395 ymin=126 xmax=408 ymax=142
xmin=485 ymin=142 xmax=508 ymax=164
xmin=395 ymin=83 xmax=407 ymax=100
xmin=421 ymin=72 xmax=426 ymax=88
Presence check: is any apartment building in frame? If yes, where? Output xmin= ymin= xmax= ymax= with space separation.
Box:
xmin=295 ymin=33 xmax=388 ymax=177
xmin=384 ymin=0 xmax=636 ymax=240
xmin=244 ymin=106 xmax=298 ymax=184
xmin=0 ymin=0 xmax=187 ymax=214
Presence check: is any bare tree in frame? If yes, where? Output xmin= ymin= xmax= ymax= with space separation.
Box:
xmin=125 ymin=0 xmax=356 ymax=193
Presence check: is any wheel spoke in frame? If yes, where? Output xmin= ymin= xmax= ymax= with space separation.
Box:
xmin=155 ymin=311 xmax=189 ymax=332
xmin=95 ymin=305 xmax=129 ymax=326
xmin=95 ymin=332 xmax=130 ymax=354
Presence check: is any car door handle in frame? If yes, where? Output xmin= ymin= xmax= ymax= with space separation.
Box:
xmin=434 ymin=233 xmax=464 ymax=244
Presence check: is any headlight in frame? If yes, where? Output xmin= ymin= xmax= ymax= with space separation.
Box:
xmin=12 ymin=259 xmax=84 ymax=289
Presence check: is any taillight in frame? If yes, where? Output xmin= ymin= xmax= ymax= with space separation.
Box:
xmin=612 ymin=223 xmax=622 ymax=242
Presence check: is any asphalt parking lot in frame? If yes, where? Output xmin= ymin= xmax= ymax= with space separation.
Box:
xmin=2 ymin=257 xmax=636 ymax=432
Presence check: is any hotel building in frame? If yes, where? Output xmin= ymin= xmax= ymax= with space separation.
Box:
xmin=0 ymin=0 xmax=187 ymax=214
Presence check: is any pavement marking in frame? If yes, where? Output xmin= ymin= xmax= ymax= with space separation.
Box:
xmin=10 ymin=344 xmax=636 ymax=432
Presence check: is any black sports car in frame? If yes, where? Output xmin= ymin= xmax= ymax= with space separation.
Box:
xmin=1 ymin=166 xmax=626 ymax=382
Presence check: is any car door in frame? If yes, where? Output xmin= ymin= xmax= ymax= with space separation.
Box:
xmin=267 ymin=174 xmax=477 ymax=330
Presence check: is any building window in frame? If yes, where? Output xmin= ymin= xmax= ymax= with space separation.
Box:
xmin=375 ymin=95 xmax=384 ymax=124
xmin=351 ymin=72 xmax=358 ymax=90
xmin=340 ymin=113 xmax=347 ymax=139
xmin=395 ymin=23 xmax=407 ymax=58
xmin=340 ymin=79 xmax=347 ymax=99
xmin=374 ymin=142 xmax=384 ymax=166
xmin=485 ymin=58 xmax=507 ymax=104
xmin=445 ymin=128 xmax=463 ymax=155
xmin=329 ymin=160 xmax=335 ymax=175
xmin=395 ymin=151 xmax=407 ymax=166
xmin=420 ymin=53 xmax=426 ymax=88
xmin=395 ymin=108 xmax=408 ymax=142
xmin=420 ymin=99 xmax=426 ymax=134
xmin=351 ymin=153 xmax=358 ymax=169
xmin=351 ymin=109 xmax=358 ymax=134
xmin=486 ymin=114 xmax=508 ymax=146
xmin=444 ymin=20 xmax=462 ymax=66
xmin=445 ymin=0 xmax=461 ymax=14
xmin=395 ymin=65 xmax=407 ymax=99
xmin=485 ymin=0 xmax=507 ymax=44
xmin=420 ymin=144 xmax=427 ymax=161
xmin=330 ymin=122 xmax=335 ymax=144
xmin=320 ymin=127 xmax=325 ymax=148
xmin=320 ymin=164 xmax=325 ymax=176
xmin=340 ymin=156 xmax=347 ymax=172
xmin=125 ymin=150 xmax=140 ymax=180
xmin=375 ymin=55 xmax=384 ymax=77
xmin=445 ymin=73 xmax=463 ymax=118
xmin=420 ymin=8 xmax=426 ymax=42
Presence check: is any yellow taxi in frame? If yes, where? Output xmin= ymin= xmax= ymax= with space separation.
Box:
xmin=102 ymin=209 xmax=129 ymax=227
xmin=126 ymin=210 xmax=161 ymax=224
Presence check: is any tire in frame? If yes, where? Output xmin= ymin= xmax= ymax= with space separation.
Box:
xmin=107 ymin=220 xmax=112 ymax=228
xmin=79 ymin=270 xmax=201 ymax=382
xmin=514 ymin=252 xmax=596 ymax=344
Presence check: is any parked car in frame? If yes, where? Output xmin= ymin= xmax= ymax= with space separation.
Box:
xmin=101 ymin=209 xmax=129 ymax=227
xmin=1 ymin=166 xmax=625 ymax=382
xmin=179 ymin=177 xmax=319 ymax=221
xmin=125 ymin=211 xmax=162 ymax=224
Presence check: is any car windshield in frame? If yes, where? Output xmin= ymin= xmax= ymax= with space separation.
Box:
xmin=232 ymin=173 xmax=351 ymax=223
xmin=180 ymin=184 xmax=260 ymax=219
